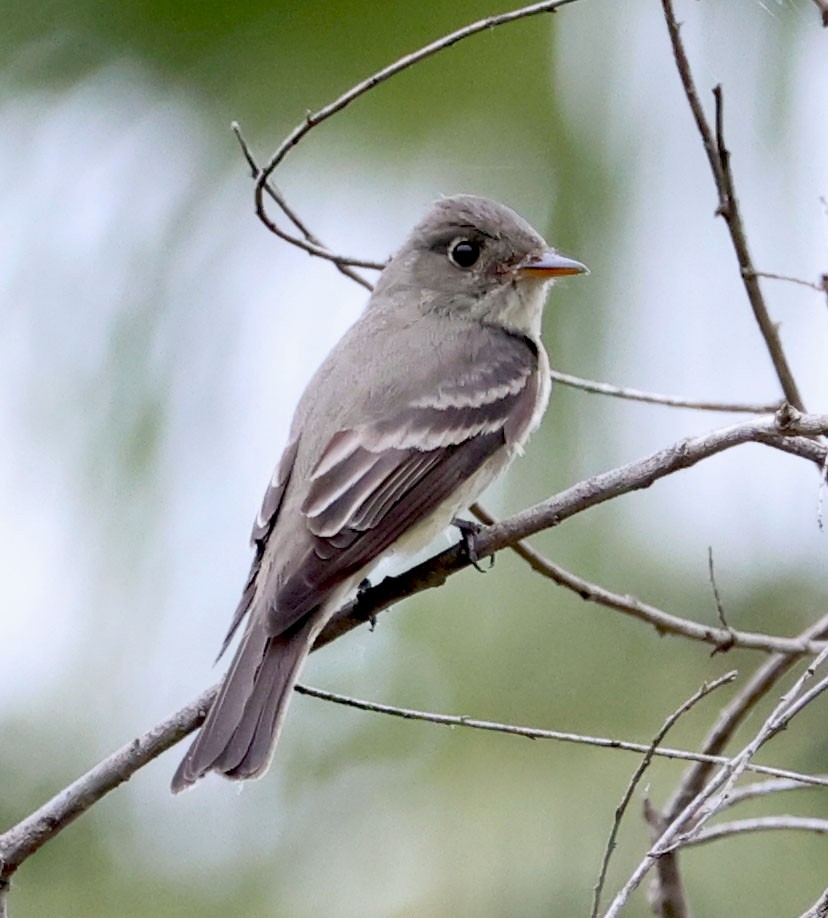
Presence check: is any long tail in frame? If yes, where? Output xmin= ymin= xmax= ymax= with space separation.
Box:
xmin=171 ymin=615 xmax=316 ymax=792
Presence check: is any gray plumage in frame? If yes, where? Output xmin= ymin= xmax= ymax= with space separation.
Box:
xmin=171 ymin=195 xmax=585 ymax=791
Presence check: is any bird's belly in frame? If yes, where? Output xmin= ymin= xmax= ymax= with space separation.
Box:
xmin=389 ymin=447 xmax=515 ymax=558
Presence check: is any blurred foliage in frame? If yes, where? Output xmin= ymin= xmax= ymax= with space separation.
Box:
xmin=2 ymin=1 xmax=825 ymax=917
xmin=5 ymin=1 xmax=576 ymax=151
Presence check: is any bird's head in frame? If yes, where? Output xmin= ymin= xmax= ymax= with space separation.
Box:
xmin=373 ymin=194 xmax=587 ymax=337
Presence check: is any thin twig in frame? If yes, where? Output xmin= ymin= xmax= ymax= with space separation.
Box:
xmin=683 ymin=816 xmax=828 ymax=847
xmin=818 ymin=450 xmax=828 ymax=531
xmin=590 ymin=673 xmax=736 ymax=918
xmin=231 ymin=122 xmax=379 ymax=289
xmin=550 ymin=369 xmax=780 ymax=414
xmin=768 ymin=671 xmax=828 ymax=732
xmin=707 ymin=546 xmax=733 ymax=643
xmin=715 ymin=776 xmax=828 ymax=811
xmin=253 ymin=1 xmax=579 ymax=232
xmin=748 ymin=270 xmax=827 ymax=293
xmin=469 ymin=503 xmax=827 ymax=656
xmin=665 ymin=613 xmax=828 ymax=821
xmin=292 ymin=684 xmax=826 ymax=787
xmin=606 ymin=647 xmax=828 ymax=915
xmin=665 ymin=646 xmax=828 ymax=851
xmin=661 ymin=0 xmax=806 ymax=411
xmin=2 ymin=413 xmax=827 ymax=887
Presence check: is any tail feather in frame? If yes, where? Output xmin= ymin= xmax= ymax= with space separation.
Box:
xmin=216 ymin=619 xmax=315 ymax=779
xmin=170 ymin=617 xmax=315 ymax=792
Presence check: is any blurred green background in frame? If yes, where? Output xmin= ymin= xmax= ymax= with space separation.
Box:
xmin=2 ymin=1 xmax=827 ymax=915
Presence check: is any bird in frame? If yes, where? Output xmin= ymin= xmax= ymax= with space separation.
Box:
xmin=171 ymin=194 xmax=586 ymax=791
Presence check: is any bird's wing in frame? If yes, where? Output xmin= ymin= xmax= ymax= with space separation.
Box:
xmin=266 ymin=328 xmax=542 ymax=635
xmin=216 ymin=435 xmax=300 ymax=658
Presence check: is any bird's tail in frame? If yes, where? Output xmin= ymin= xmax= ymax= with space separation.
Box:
xmin=171 ymin=615 xmax=316 ymax=792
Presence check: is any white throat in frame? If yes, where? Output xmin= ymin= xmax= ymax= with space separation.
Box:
xmin=494 ymin=280 xmax=551 ymax=339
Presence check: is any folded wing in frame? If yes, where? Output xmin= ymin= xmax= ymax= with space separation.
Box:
xmin=267 ymin=328 xmax=542 ymax=634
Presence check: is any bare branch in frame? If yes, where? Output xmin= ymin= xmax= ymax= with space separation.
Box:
xmin=707 ymin=546 xmax=734 ymax=645
xmin=319 ymin=411 xmax=828 ymax=651
xmin=590 ymin=673 xmax=736 ymax=918
xmin=258 ymin=0 xmax=578 ymax=177
xmin=768 ymin=671 xmax=828 ymax=732
xmin=231 ymin=122 xmax=380 ymax=289
xmin=0 ymin=687 xmax=215 ymax=880
xmin=666 ymin=647 xmax=828 ymax=849
xmin=666 ymin=613 xmax=828 ymax=820
xmin=606 ymin=646 xmax=828 ymax=915
xmin=292 ymin=685 xmax=827 ymax=787
xmin=469 ymin=503 xmax=827 ymax=656
xmin=253 ymin=1 xmax=580 ymax=235
xmin=757 ymin=433 xmax=828 ymax=468
xmin=550 ymin=369 xmax=781 ymax=414
xmin=685 ymin=816 xmax=828 ymax=847
xmin=715 ymin=776 xmax=828 ymax=811
xmin=643 ymin=799 xmax=689 ymax=918
xmin=799 ymin=887 xmax=828 ymax=918
xmin=747 ymin=270 xmax=827 ymax=293
xmin=6 ymin=670 xmax=821 ymax=893
xmin=2 ymin=413 xmax=826 ymax=888
xmin=661 ymin=0 xmax=806 ymax=411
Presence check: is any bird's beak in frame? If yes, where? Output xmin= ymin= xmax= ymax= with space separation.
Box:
xmin=519 ymin=250 xmax=588 ymax=278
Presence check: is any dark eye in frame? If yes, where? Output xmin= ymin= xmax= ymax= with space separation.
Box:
xmin=448 ymin=238 xmax=481 ymax=269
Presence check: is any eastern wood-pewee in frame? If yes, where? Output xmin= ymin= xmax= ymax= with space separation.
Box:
xmin=172 ymin=195 xmax=586 ymax=791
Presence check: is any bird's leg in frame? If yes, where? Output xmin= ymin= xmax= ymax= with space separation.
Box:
xmin=357 ymin=578 xmax=377 ymax=630
xmin=452 ymin=518 xmax=494 ymax=573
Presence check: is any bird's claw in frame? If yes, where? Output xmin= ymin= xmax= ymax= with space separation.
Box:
xmin=357 ymin=578 xmax=378 ymax=630
xmin=452 ymin=518 xmax=494 ymax=572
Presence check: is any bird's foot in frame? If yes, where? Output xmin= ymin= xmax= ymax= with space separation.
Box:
xmin=357 ymin=578 xmax=377 ymax=631
xmin=452 ymin=518 xmax=494 ymax=573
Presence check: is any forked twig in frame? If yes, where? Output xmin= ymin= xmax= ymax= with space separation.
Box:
xmin=606 ymin=646 xmax=828 ymax=915
xmin=661 ymin=0 xmax=806 ymax=411
xmin=232 ymin=122 xmax=379 ymax=288
xmin=590 ymin=673 xmax=736 ymax=918
xmin=2 ymin=414 xmax=827 ymax=891
xmin=469 ymin=503 xmax=827 ymax=656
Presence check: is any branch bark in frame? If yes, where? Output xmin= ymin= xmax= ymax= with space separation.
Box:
xmin=319 ymin=410 xmax=828 ymax=649
xmin=606 ymin=644 xmax=828 ymax=915
xmin=661 ymin=0 xmax=807 ymax=411
xmin=250 ymin=0 xmax=580 ymax=257
xmin=1 ymin=411 xmax=826 ymax=889
xmin=471 ymin=502 xmax=827 ymax=656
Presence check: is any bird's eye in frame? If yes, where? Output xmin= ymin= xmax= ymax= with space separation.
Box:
xmin=447 ymin=238 xmax=481 ymax=269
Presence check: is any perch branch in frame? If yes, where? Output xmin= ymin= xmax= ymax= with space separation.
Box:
xmin=2 ymin=411 xmax=827 ymax=888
